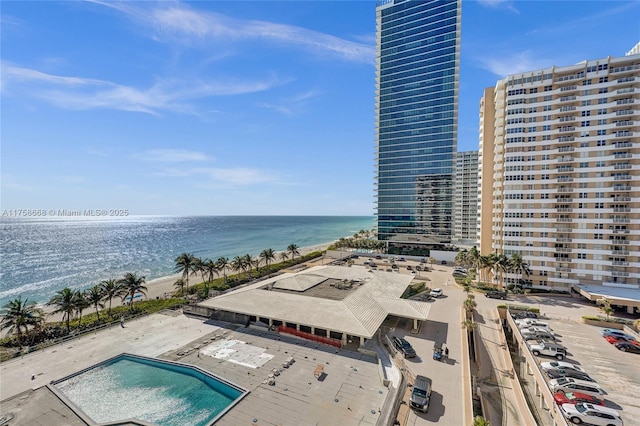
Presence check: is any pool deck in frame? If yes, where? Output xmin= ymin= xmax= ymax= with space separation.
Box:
xmin=0 ymin=311 xmax=390 ymax=425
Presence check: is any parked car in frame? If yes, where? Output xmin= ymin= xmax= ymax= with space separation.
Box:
xmin=485 ymin=290 xmax=507 ymax=299
xmin=516 ymin=319 xmax=552 ymax=331
xmin=393 ymin=336 xmax=416 ymax=358
xmin=541 ymin=361 xmax=587 ymax=373
xmin=510 ymin=311 xmax=538 ymax=319
xmin=614 ymin=342 xmax=640 ymax=354
xmin=529 ymin=342 xmax=565 ymax=359
xmin=406 ymin=265 xmax=413 ymax=270
xmin=553 ymin=390 xmax=605 ymax=406
xmin=548 ymin=378 xmax=606 ymax=398
xmin=600 ymin=329 xmax=636 ymax=340
xmin=605 ymin=334 xmax=639 ymax=345
xmin=441 ymin=260 xmax=447 ymax=265
xmin=415 ymin=265 xmax=423 ymax=271
xmin=560 ymin=403 xmax=623 ymax=426
xmin=409 ymin=375 xmax=432 ymax=412
xmin=546 ymin=367 xmax=595 ymax=382
xmin=521 ymin=328 xmax=556 ymax=341
xmin=430 ymin=288 xmax=443 ymax=298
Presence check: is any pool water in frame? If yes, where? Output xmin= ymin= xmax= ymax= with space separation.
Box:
xmin=54 ymin=354 xmax=244 ymax=426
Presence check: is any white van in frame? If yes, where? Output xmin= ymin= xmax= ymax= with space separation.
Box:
xmin=548 ymin=377 xmax=606 ymax=398
xmin=410 ymin=375 xmax=432 ymax=412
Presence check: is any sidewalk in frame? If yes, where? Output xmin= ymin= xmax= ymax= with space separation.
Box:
xmin=474 ymin=303 xmax=537 ymax=426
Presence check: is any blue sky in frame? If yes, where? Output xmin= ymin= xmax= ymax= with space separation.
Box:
xmin=2 ymin=1 xmax=638 ymax=216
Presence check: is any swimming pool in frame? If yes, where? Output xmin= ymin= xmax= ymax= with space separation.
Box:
xmin=52 ymin=353 xmax=247 ymax=426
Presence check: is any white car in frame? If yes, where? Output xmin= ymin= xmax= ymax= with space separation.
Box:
xmin=430 ymin=288 xmax=443 ymax=298
xmin=516 ymin=319 xmax=552 ymax=331
xmin=549 ymin=378 xmax=606 ymax=398
xmin=560 ymin=403 xmax=623 ymax=426
xmin=540 ymin=361 xmax=586 ymax=373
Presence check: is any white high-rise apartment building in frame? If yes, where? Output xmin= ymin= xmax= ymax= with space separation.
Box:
xmin=479 ymin=51 xmax=639 ymax=311
xmin=453 ymin=150 xmax=479 ymax=244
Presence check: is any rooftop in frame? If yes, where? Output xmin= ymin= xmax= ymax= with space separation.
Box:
xmin=198 ymin=265 xmax=431 ymax=339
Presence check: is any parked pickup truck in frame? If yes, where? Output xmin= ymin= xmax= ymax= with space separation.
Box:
xmin=529 ymin=342 xmax=566 ymax=360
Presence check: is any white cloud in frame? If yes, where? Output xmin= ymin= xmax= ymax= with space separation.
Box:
xmin=134 ymin=149 xmax=211 ymax=162
xmin=477 ymin=0 xmax=519 ymax=13
xmin=194 ymin=167 xmax=281 ymax=185
xmin=477 ymin=50 xmax=551 ymax=77
xmin=1 ymin=63 xmax=283 ymax=115
xmin=90 ymin=1 xmax=375 ymax=65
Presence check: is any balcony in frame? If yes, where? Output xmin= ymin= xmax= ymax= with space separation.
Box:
xmin=613 ymin=141 xmax=632 ymax=148
xmin=556 ymin=266 xmax=572 ymax=273
xmin=611 ymin=196 xmax=631 ymax=202
xmin=614 ymin=163 xmax=631 ymax=169
xmin=612 ymin=229 xmax=630 ymax=234
xmin=612 ymin=207 xmax=631 ymax=213
xmin=613 ymin=185 xmax=631 ymax=191
xmin=558 ymin=126 xmax=576 ymax=132
xmin=557 ymin=217 xmax=573 ymax=222
xmin=557 ymin=237 xmax=573 ymax=242
xmin=611 ymin=249 xmax=630 ymax=255
xmin=611 ymin=217 xmax=630 ymax=223
xmin=610 ymin=270 xmax=630 ymax=277
xmin=558 ymin=96 xmax=577 ymax=103
xmin=616 ymin=98 xmax=635 ymax=105
xmin=611 ymin=64 xmax=640 ymax=73
xmin=555 ymin=207 xmax=573 ymax=212
xmin=614 ymin=153 xmax=631 ymax=159
xmin=558 ymin=177 xmax=573 ymax=182
xmin=556 ymin=166 xmax=574 ymax=172
xmin=612 ymin=261 xmax=630 ymax=266
xmin=557 ymin=142 xmax=575 ymax=148
xmin=616 ymin=76 xmax=636 ymax=83
xmin=555 ymin=247 xmax=572 ymax=253
xmin=610 ymin=239 xmax=630 ymax=245
xmin=557 ymin=187 xmax=573 ymax=193
xmin=556 ymin=156 xmax=574 ymax=163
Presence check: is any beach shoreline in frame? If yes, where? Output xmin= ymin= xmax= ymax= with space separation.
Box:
xmin=36 ymin=241 xmax=337 ymax=323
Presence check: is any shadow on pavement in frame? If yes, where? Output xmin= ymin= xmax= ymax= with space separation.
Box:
xmin=414 ymin=390 xmax=445 ymax=422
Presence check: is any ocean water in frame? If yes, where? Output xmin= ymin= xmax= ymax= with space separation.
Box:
xmin=0 ymin=216 xmax=374 ymax=306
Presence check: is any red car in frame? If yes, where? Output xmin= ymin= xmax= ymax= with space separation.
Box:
xmin=605 ymin=335 xmax=640 ymax=345
xmin=554 ymin=390 xmax=605 ymax=406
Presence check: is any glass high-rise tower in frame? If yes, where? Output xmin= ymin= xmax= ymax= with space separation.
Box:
xmin=375 ymin=0 xmax=461 ymax=242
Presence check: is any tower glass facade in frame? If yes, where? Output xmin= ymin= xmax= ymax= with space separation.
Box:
xmin=375 ymin=0 xmax=461 ymax=242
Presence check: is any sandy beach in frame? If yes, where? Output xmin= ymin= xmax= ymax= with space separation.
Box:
xmin=37 ymin=241 xmax=336 ymax=324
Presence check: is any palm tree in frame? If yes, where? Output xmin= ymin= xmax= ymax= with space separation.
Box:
xmin=174 ymin=278 xmax=186 ymax=296
xmin=231 ymin=255 xmax=245 ymax=279
xmin=47 ymin=287 xmax=76 ymax=332
xmin=174 ymin=253 xmax=198 ymax=292
xmin=0 ymin=297 xmax=44 ymax=347
xmin=473 ymin=416 xmax=492 ymax=426
xmin=87 ymin=285 xmax=105 ymax=322
xmin=463 ymin=296 xmax=477 ymax=317
xmin=260 ymin=248 xmax=276 ymax=270
xmin=287 ymin=243 xmax=300 ymax=260
xmin=598 ymin=297 xmax=614 ymax=321
xmin=100 ymin=278 xmax=124 ymax=317
xmin=461 ymin=319 xmax=478 ymax=332
xmin=509 ymin=253 xmax=532 ymax=288
xmin=454 ymin=248 xmax=469 ymax=267
xmin=202 ymin=259 xmax=219 ymax=283
xmin=479 ymin=254 xmax=495 ymax=285
xmin=242 ymin=254 xmax=256 ymax=277
xmin=279 ymin=251 xmax=289 ymax=262
xmin=492 ymin=253 xmax=510 ymax=289
xmin=73 ymin=290 xmax=90 ymax=327
xmin=118 ymin=273 xmax=147 ymax=312
xmin=216 ymin=257 xmax=230 ymax=286
xmin=192 ymin=257 xmax=205 ymax=284
xmin=467 ymin=246 xmax=482 ymax=283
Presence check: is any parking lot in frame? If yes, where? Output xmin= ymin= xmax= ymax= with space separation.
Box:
xmin=536 ymin=316 xmax=640 ymax=423
xmin=506 ymin=301 xmax=640 ymax=426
